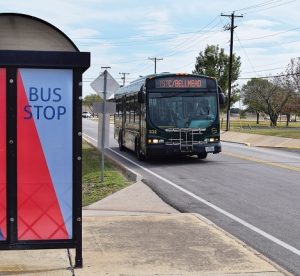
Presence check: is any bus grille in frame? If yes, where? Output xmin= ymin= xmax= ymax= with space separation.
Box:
xmin=165 ymin=128 xmax=205 ymax=151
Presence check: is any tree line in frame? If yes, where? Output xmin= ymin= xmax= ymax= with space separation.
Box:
xmin=193 ymin=45 xmax=300 ymax=126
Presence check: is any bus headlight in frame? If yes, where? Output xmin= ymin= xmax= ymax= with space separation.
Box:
xmin=148 ymin=139 xmax=164 ymax=144
xmin=209 ymin=137 xmax=219 ymax=142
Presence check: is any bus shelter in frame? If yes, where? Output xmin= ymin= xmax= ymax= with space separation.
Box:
xmin=0 ymin=13 xmax=90 ymax=267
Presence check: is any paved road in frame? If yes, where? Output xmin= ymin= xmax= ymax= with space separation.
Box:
xmin=83 ymin=119 xmax=300 ymax=275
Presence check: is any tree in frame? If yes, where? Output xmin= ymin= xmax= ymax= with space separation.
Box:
xmin=241 ymin=78 xmax=293 ymax=126
xmin=193 ymin=44 xmax=241 ymax=106
xmin=285 ymin=57 xmax=300 ymax=93
xmin=83 ymin=94 xmax=102 ymax=116
xmin=281 ymin=93 xmax=300 ymax=126
xmin=283 ymin=57 xmax=300 ymax=124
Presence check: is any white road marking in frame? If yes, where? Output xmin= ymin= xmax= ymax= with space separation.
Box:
xmin=83 ymin=133 xmax=97 ymax=143
xmin=108 ymin=147 xmax=300 ymax=257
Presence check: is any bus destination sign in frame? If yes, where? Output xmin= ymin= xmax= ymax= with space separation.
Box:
xmin=155 ymin=77 xmax=207 ymax=89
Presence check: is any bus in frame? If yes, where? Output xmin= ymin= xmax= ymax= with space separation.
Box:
xmin=114 ymin=73 xmax=225 ymax=160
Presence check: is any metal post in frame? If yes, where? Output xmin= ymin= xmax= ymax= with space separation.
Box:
xmin=74 ymin=70 xmax=83 ymax=268
xmin=100 ymin=69 xmax=108 ymax=182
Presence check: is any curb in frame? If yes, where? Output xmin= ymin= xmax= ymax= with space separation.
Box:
xmin=221 ymin=139 xmax=300 ymax=150
xmin=104 ymin=148 xmax=142 ymax=182
xmin=221 ymin=139 xmax=251 ymax=147
xmin=83 ymin=137 xmax=141 ymax=183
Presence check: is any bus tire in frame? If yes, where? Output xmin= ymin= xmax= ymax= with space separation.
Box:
xmin=197 ymin=152 xmax=207 ymax=159
xmin=119 ymin=133 xmax=125 ymax=151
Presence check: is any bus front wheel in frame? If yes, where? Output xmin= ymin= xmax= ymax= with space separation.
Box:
xmin=197 ymin=152 xmax=207 ymax=159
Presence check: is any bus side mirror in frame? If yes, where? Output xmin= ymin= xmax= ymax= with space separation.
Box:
xmin=218 ymin=86 xmax=226 ymax=106
xmin=138 ymin=91 xmax=145 ymax=103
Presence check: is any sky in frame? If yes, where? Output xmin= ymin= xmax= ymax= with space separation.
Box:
xmin=1 ymin=0 xmax=300 ymax=97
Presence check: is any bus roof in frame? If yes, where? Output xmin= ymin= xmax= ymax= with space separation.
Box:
xmin=113 ymin=73 xmax=216 ymax=98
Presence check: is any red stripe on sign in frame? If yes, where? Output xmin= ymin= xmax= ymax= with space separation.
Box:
xmin=17 ymin=70 xmax=68 ymax=240
xmin=0 ymin=69 xmax=6 ymax=240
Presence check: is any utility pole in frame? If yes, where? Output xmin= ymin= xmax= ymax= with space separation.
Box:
xmin=221 ymin=12 xmax=243 ymax=131
xmin=119 ymin=72 xmax=130 ymax=86
xmin=148 ymin=57 xmax=163 ymax=74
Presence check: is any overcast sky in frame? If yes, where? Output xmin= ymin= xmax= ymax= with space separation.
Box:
xmin=1 ymin=0 xmax=299 ymax=96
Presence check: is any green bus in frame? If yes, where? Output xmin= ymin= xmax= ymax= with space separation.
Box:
xmin=114 ymin=73 xmax=225 ymax=160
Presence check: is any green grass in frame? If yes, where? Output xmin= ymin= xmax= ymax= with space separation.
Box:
xmin=229 ymin=128 xmax=300 ymax=139
xmin=82 ymin=140 xmax=132 ymax=206
xmin=221 ymin=118 xmax=300 ymax=139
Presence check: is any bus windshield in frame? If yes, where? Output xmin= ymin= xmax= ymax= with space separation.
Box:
xmin=149 ymin=93 xmax=217 ymax=129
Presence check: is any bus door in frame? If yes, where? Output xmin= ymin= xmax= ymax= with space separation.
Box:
xmin=140 ymin=98 xmax=147 ymax=153
xmin=122 ymin=96 xmax=126 ymax=133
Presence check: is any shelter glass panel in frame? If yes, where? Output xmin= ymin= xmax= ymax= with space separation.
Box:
xmin=17 ymin=68 xmax=73 ymax=240
xmin=0 ymin=69 xmax=6 ymax=241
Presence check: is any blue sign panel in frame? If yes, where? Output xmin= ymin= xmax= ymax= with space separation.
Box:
xmin=17 ymin=69 xmax=73 ymax=240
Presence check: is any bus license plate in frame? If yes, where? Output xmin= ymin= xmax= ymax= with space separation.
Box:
xmin=205 ymin=146 xmax=215 ymax=152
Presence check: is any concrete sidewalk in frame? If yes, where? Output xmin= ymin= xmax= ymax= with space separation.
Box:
xmin=0 ymin=181 xmax=288 ymax=275
xmin=221 ymin=131 xmax=300 ymax=148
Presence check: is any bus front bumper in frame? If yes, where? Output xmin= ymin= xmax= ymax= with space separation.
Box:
xmin=147 ymin=142 xmax=221 ymax=157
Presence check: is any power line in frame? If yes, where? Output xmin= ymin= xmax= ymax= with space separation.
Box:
xmin=222 ymin=0 xmax=294 ymax=14
xmin=238 ymin=72 xmax=300 ymax=80
xmin=70 ymin=16 xmax=223 ymax=50
xmin=128 ymin=15 xmax=223 ymax=75
xmin=242 ymin=66 xmax=285 ymax=74
xmin=244 ymin=0 xmax=296 ymax=15
xmin=163 ymin=20 xmax=224 ymax=58
xmin=70 ymin=22 xmax=222 ymax=41
xmin=235 ymin=32 xmax=259 ymax=77
xmin=161 ymin=16 xmax=222 ymax=57
xmin=238 ymin=26 xmax=300 ymax=41
xmin=233 ymin=0 xmax=289 ymax=12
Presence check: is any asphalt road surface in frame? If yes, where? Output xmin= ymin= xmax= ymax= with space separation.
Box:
xmin=83 ymin=118 xmax=300 ymax=275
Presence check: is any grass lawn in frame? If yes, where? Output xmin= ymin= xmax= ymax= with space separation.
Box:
xmin=82 ymin=140 xmax=132 ymax=206
xmin=221 ymin=118 xmax=300 ymax=139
